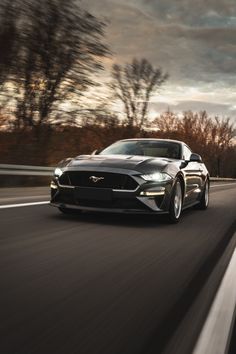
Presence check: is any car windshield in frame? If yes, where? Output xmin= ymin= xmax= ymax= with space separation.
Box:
xmin=100 ymin=140 xmax=181 ymax=159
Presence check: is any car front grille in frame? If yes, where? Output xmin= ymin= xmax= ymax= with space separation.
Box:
xmin=53 ymin=188 xmax=149 ymax=211
xmin=58 ymin=171 xmax=138 ymax=190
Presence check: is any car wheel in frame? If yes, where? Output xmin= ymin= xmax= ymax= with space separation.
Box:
xmin=59 ymin=207 xmax=81 ymax=215
xmin=198 ymin=180 xmax=209 ymax=210
xmin=168 ymin=178 xmax=183 ymax=223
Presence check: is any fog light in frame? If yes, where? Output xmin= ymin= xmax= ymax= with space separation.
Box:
xmin=50 ymin=181 xmax=58 ymax=189
xmin=140 ymin=190 xmax=165 ymax=196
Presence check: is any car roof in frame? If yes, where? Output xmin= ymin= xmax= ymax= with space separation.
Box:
xmin=119 ymin=138 xmax=184 ymax=145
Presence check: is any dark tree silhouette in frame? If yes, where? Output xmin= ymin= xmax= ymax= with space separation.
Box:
xmin=0 ymin=0 xmax=19 ymax=87
xmin=1 ymin=0 xmax=109 ymax=130
xmin=153 ymin=110 xmax=235 ymax=176
xmin=111 ymin=58 xmax=168 ymax=129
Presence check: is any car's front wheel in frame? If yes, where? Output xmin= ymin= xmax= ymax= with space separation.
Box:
xmin=168 ymin=178 xmax=183 ymax=223
xmin=198 ymin=179 xmax=209 ymax=210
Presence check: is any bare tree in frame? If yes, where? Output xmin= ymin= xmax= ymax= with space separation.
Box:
xmin=2 ymin=0 xmax=109 ymax=131
xmin=0 ymin=0 xmax=19 ymax=87
xmin=111 ymin=58 xmax=168 ymax=129
xmin=152 ymin=110 xmax=235 ymax=176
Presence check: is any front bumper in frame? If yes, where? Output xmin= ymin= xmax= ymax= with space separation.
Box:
xmin=50 ymin=177 xmax=173 ymax=214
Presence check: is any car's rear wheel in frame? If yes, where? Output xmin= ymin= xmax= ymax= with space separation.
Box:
xmin=168 ymin=178 xmax=183 ymax=223
xmin=198 ymin=179 xmax=209 ymax=210
xmin=59 ymin=207 xmax=81 ymax=215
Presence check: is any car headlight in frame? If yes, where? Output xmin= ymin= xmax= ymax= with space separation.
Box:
xmin=141 ymin=172 xmax=172 ymax=182
xmin=54 ymin=167 xmax=63 ymax=177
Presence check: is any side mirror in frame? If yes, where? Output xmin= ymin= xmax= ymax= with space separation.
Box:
xmin=91 ymin=149 xmax=101 ymax=155
xmin=190 ymin=153 xmax=202 ymax=163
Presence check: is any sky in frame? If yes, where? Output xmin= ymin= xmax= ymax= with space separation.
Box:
xmin=82 ymin=0 xmax=236 ymax=120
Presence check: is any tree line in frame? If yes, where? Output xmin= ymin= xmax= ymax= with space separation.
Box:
xmin=0 ymin=0 xmax=235 ymax=178
xmin=1 ymin=110 xmax=235 ymax=178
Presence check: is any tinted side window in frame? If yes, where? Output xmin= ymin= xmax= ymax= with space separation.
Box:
xmin=183 ymin=145 xmax=192 ymax=160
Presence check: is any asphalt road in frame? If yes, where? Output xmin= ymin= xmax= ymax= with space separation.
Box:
xmin=0 ymin=183 xmax=236 ymax=354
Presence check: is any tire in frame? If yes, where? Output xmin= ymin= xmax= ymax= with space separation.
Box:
xmin=198 ymin=179 xmax=209 ymax=210
xmin=59 ymin=207 xmax=81 ymax=215
xmin=167 ymin=178 xmax=183 ymax=223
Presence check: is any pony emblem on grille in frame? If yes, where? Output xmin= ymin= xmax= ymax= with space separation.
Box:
xmin=89 ymin=176 xmax=105 ymax=183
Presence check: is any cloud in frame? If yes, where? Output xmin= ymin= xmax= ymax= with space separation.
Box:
xmin=150 ymin=100 xmax=236 ymax=117
xmin=81 ymin=0 xmax=236 ymax=120
xmin=133 ymin=0 xmax=236 ymax=27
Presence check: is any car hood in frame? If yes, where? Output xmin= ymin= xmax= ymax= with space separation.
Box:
xmin=67 ymin=154 xmax=175 ymax=174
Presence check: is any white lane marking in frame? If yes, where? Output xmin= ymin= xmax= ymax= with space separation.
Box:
xmin=193 ymin=243 xmax=236 ymax=354
xmin=211 ymin=183 xmax=236 ymax=188
xmin=0 ymin=195 xmax=49 ymax=203
xmin=0 ymin=201 xmax=49 ymax=209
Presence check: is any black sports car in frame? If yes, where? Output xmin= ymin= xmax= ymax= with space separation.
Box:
xmin=50 ymin=139 xmax=209 ymax=223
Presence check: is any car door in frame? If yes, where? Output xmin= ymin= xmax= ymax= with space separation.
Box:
xmin=182 ymin=145 xmax=202 ymax=204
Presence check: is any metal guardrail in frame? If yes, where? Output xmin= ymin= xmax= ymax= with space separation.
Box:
xmin=0 ymin=164 xmax=236 ymax=180
xmin=0 ymin=164 xmax=54 ymax=176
